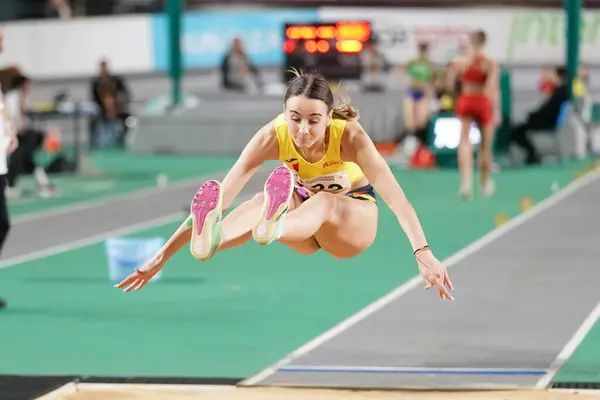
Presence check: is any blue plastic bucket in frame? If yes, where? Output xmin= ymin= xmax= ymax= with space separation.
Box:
xmin=105 ymin=236 xmax=165 ymax=283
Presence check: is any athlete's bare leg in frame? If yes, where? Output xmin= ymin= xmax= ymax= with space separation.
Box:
xmin=217 ymin=192 xmax=319 ymax=255
xmin=252 ymin=166 xmax=378 ymax=259
xmin=215 ymin=195 xmax=261 ymax=251
xmin=414 ymin=97 xmax=431 ymax=130
xmin=478 ymin=123 xmax=496 ymax=198
xmin=458 ymin=118 xmax=474 ymax=199
xmin=191 ymin=166 xmax=375 ymax=261
xmin=278 ymin=192 xmax=378 ymax=259
xmin=403 ymin=97 xmax=416 ymax=133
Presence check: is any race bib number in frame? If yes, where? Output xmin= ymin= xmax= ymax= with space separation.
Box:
xmin=296 ymin=171 xmax=351 ymax=193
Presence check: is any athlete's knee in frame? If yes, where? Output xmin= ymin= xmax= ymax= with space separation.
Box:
xmin=311 ymin=191 xmax=337 ymax=207
xmin=311 ymin=191 xmax=340 ymax=222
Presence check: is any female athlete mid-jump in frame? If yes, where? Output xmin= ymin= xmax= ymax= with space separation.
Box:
xmin=115 ymin=71 xmax=454 ymax=301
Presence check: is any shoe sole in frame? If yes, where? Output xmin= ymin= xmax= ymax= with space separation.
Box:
xmin=190 ymin=180 xmax=223 ymax=260
xmin=253 ymin=166 xmax=294 ymax=245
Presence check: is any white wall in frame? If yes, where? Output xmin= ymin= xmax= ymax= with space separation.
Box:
xmin=1 ymin=15 xmax=154 ymax=79
xmin=1 ymin=8 xmax=598 ymax=80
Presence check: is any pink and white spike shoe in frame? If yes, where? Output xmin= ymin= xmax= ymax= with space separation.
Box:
xmin=252 ymin=166 xmax=294 ymax=245
xmin=189 ymin=180 xmax=223 ymax=260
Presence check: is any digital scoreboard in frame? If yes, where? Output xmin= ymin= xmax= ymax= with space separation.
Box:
xmin=282 ymin=21 xmax=371 ymax=82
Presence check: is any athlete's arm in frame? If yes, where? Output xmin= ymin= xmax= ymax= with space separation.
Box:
xmin=396 ymin=59 xmax=412 ymax=80
xmin=342 ymin=121 xmax=453 ymax=299
xmin=220 ymin=122 xmax=279 ymax=211
xmin=445 ymin=57 xmax=463 ymax=94
xmin=341 ymin=121 xmax=428 ymax=252
xmin=429 ymin=60 xmax=439 ymax=83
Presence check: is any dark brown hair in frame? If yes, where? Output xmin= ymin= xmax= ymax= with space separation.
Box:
xmin=284 ymin=69 xmax=359 ymax=121
xmin=472 ymin=30 xmax=487 ymax=45
xmin=0 ymin=66 xmax=23 ymax=94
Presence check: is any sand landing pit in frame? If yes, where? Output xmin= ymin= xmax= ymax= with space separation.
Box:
xmin=40 ymin=384 xmax=600 ymax=400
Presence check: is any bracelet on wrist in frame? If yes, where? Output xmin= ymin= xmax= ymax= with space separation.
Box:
xmin=413 ymin=245 xmax=431 ymax=257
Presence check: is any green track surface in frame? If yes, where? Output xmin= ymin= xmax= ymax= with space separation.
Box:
xmin=8 ymin=150 xmax=236 ymax=218
xmin=553 ymin=319 xmax=600 ymax=383
xmin=0 ymin=159 xmax=597 ymax=381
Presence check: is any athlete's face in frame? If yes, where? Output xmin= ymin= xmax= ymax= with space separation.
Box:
xmin=284 ymin=95 xmax=332 ymax=149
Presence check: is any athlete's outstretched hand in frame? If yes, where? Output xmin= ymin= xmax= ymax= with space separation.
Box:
xmin=415 ymin=250 xmax=454 ymax=300
xmin=114 ymin=253 xmax=165 ymax=293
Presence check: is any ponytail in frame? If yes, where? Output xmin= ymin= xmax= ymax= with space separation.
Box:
xmin=331 ymin=96 xmax=359 ymax=121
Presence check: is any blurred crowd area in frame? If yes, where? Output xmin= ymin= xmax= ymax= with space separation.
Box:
xmin=2 ymin=0 xmax=600 ymax=20
xmin=0 ymin=0 xmax=597 ymax=201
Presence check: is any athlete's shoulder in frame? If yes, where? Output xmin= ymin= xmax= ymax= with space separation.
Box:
xmin=488 ymin=57 xmax=499 ymax=69
xmin=344 ymin=119 xmax=366 ymax=132
xmin=330 ymin=117 xmax=349 ymax=130
xmin=238 ymin=117 xmax=280 ymax=165
xmin=339 ymin=120 xmax=378 ymax=162
xmin=272 ymin=113 xmax=287 ymax=129
xmin=261 ymin=114 xmax=285 ymax=151
xmin=341 ymin=119 xmax=368 ymax=146
xmin=252 ymin=116 xmax=279 ymax=144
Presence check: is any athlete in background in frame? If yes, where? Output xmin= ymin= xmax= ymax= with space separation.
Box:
xmin=448 ymin=30 xmax=500 ymax=200
xmin=0 ymin=26 xmax=19 ymax=310
xmin=399 ymin=42 xmax=438 ymax=142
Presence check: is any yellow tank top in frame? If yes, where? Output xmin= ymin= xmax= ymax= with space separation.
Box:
xmin=273 ymin=113 xmax=365 ymax=193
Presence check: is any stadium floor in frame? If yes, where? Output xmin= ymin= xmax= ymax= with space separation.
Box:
xmin=0 ymin=157 xmax=599 ymax=399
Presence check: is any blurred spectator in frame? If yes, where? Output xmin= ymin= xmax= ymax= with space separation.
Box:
xmin=578 ymin=63 xmax=592 ymax=122
xmin=511 ymin=66 xmax=569 ymax=165
xmin=220 ymin=37 xmax=262 ymax=92
xmin=538 ymin=67 xmax=558 ymax=97
xmin=47 ymin=0 xmax=72 ymax=19
xmin=360 ymin=38 xmax=391 ymax=92
xmin=2 ymin=73 xmax=56 ymax=199
xmin=573 ymin=64 xmax=589 ymax=100
xmin=0 ymin=27 xmax=19 ymax=311
xmin=90 ymin=59 xmax=131 ymax=148
xmin=397 ymin=42 xmax=438 ymax=143
xmin=579 ymin=64 xmax=590 ymax=87
xmin=0 ymin=66 xmax=23 ymax=95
